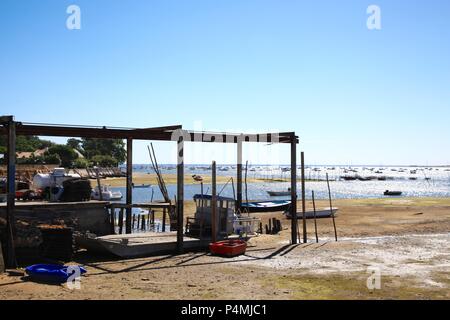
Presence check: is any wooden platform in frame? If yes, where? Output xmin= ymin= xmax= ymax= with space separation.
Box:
xmin=77 ymin=232 xmax=210 ymax=258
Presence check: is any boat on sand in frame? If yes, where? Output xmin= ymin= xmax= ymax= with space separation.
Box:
xmin=285 ymin=208 xmax=339 ymax=219
xmin=241 ymin=200 xmax=291 ymax=213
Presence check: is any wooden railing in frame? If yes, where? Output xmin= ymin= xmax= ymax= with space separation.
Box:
xmin=107 ymin=202 xmax=176 ymax=235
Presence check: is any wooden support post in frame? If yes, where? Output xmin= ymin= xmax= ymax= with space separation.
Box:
xmin=290 ymin=135 xmax=298 ymax=245
xmin=312 ymin=191 xmax=319 ymax=243
xmin=0 ymin=240 xmax=4 ymax=273
xmin=301 ymin=151 xmax=307 ymax=243
xmin=162 ymin=208 xmax=166 ymax=232
xmin=176 ymin=136 xmax=184 ymax=253
xmin=125 ymin=138 xmax=133 ymax=234
xmin=5 ymin=118 xmax=17 ymax=269
xmin=211 ymin=161 xmax=217 ymax=243
xmin=119 ymin=208 xmax=124 ymax=234
xmin=236 ymin=139 xmax=243 ymax=211
xmin=110 ymin=204 xmax=116 ymax=234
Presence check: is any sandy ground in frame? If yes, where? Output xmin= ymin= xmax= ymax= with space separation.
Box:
xmin=1 ymin=197 xmax=449 ymax=300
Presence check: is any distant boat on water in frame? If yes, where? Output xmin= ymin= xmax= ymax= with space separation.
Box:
xmin=267 ymin=189 xmax=291 ymax=197
xmin=341 ymin=176 xmax=358 ymax=181
xmin=132 ymin=183 xmax=151 ymax=189
xmin=384 ymin=190 xmax=402 ymax=196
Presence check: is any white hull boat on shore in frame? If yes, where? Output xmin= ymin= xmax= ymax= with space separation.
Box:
xmin=91 ymin=185 xmax=123 ymax=201
xmin=285 ymin=208 xmax=339 ymax=219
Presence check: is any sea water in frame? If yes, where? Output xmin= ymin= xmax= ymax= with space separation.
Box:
xmin=115 ymin=165 xmax=450 ymax=202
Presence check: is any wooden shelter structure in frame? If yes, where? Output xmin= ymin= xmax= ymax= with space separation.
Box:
xmin=0 ymin=115 xmax=300 ymax=268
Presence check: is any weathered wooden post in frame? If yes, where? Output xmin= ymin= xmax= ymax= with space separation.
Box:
xmin=236 ymin=138 xmax=243 ymax=211
xmin=176 ymin=133 xmax=184 ymax=253
xmin=3 ymin=116 xmax=17 ymax=268
xmin=312 ymin=190 xmax=319 ymax=243
xmin=125 ymin=138 xmax=133 ymax=234
xmin=301 ymin=151 xmax=307 ymax=243
xmin=119 ymin=208 xmax=124 ymax=234
xmin=211 ymin=161 xmax=217 ymax=243
xmin=110 ymin=204 xmax=116 ymax=234
xmin=162 ymin=208 xmax=166 ymax=232
xmin=0 ymin=240 xmax=4 ymax=273
xmin=290 ymin=134 xmax=298 ymax=244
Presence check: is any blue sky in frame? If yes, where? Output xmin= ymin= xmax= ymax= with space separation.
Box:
xmin=1 ymin=0 xmax=449 ymax=165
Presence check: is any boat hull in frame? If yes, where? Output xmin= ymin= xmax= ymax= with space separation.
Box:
xmin=285 ymin=208 xmax=339 ymax=219
xmin=384 ymin=191 xmax=402 ymax=196
xmin=267 ymin=191 xmax=291 ymax=197
xmin=240 ymin=200 xmax=291 ymax=213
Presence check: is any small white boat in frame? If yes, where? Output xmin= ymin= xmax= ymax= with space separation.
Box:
xmin=91 ymin=185 xmax=123 ymax=201
xmin=132 ymin=183 xmax=151 ymax=189
xmin=285 ymin=208 xmax=339 ymax=219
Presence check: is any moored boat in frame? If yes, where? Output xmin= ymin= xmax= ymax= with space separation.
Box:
xmin=240 ymin=200 xmax=291 ymax=213
xmin=91 ymin=185 xmax=123 ymax=201
xmin=285 ymin=208 xmax=339 ymax=219
xmin=383 ymin=190 xmax=402 ymax=196
xmin=267 ymin=190 xmax=291 ymax=197
xmin=132 ymin=183 xmax=151 ymax=189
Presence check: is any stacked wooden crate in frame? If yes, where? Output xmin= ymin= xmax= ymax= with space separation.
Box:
xmin=38 ymin=225 xmax=74 ymax=261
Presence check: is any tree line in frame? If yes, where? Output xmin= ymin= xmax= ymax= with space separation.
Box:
xmin=0 ymin=135 xmax=126 ymax=168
